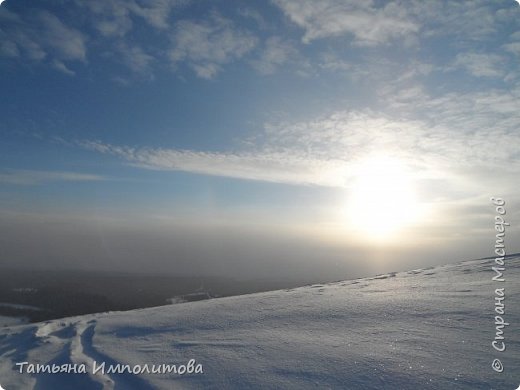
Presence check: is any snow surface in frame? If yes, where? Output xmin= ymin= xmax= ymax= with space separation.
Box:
xmin=0 ymin=256 xmax=519 ymax=389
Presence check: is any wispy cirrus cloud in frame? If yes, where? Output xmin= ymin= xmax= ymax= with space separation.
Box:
xmin=77 ymin=0 xmax=186 ymax=76
xmin=250 ymin=36 xmax=299 ymax=75
xmin=77 ymin=0 xmax=187 ymax=37
xmin=78 ymin=140 xmax=346 ymax=187
xmin=0 ymin=170 xmax=106 ymax=186
xmin=0 ymin=0 xmax=187 ymax=77
xmin=2 ymin=0 xmax=519 ymax=82
xmin=169 ymin=13 xmax=257 ymax=79
xmin=75 ymin=84 xmax=520 ymax=193
xmin=264 ymin=110 xmax=520 ymax=182
xmin=382 ymin=83 xmax=520 ymax=139
xmin=502 ymin=31 xmax=520 ymax=57
xmin=114 ymin=42 xmax=154 ymax=74
xmin=407 ymin=0 xmax=510 ymax=43
xmin=273 ymin=0 xmax=419 ymax=45
xmin=503 ymin=42 xmax=520 ymax=56
xmin=452 ymin=52 xmax=505 ymax=78
xmin=0 ymin=9 xmax=86 ymax=75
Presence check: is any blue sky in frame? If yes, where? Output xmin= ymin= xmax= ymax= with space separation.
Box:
xmin=1 ymin=0 xmax=519 ymax=278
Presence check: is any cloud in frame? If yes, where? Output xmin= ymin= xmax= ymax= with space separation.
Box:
xmin=376 ymin=86 xmax=520 ymax=200
xmin=0 ymin=39 xmax=20 ymax=58
xmin=237 ymin=8 xmax=268 ymax=29
xmin=503 ymin=42 xmax=520 ymax=56
xmin=76 ymin=91 xmax=520 ymax=193
xmin=115 ymin=42 xmax=154 ymax=74
xmin=272 ymin=0 xmax=419 ymax=45
xmin=169 ymin=13 xmax=258 ymax=78
xmin=0 ymin=170 xmax=106 ymax=186
xmin=52 ymin=60 xmax=76 ymax=76
xmin=85 ymin=1 xmax=133 ymax=38
xmin=79 ymin=0 xmax=187 ymax=37
xmin=409 ymin=0 xmax=500 ymax=42
xmin=317 ymin=52 xmax=434 ymax=82
xmin=250 ymin=36 xmax=298 ymax=74
xmin=38 ymin=11 xmax=87 ymax=61
xmin=76 ymin=0 xmax=186 ymax=77
xmin=0 ymin=0 xmax=186 ymax=77
xmin=128 ymin=0 xmax=186 ymax=30
xmin=452 ymin=52 xmax=505 ymax=78
xmin=2 ymin=0 xmax=518 ymax=82
xmin=78 ymin=140 xmax=346 ymax=187
xmin=384 ymin=84 xmax=520 ymax=139
xmin=318 ymin=52 xmax=353 ymax=73
xmin=0 ymin=9 xmax=86 ymax=67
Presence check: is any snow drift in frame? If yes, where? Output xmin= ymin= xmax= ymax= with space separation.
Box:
xmin=1 ymin=256 xmax=519 ymax=389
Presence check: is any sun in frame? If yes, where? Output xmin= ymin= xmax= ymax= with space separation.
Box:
xmin=345 ymin=155 xmax=422 ymax=241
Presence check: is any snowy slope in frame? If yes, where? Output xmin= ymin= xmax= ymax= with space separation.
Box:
xmin=1 ymin=256 xmax=519 ymax=390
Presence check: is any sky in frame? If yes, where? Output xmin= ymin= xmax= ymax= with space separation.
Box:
xmin=1 ymin=0 xmax=520 ymax=280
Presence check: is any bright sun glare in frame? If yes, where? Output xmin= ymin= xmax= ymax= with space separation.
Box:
xmin=346 ymin=156 xmax=422 ymax=242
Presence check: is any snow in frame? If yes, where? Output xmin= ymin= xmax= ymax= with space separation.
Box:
xmin=0 ymin=256 xmax=519 ymax=389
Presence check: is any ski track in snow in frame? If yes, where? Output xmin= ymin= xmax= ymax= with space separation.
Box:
xmin=0 ymin=256 xmax=519 ymax=389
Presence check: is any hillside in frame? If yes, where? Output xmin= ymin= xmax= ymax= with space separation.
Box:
xmin=1 ymin=256 xmax=519 ymax=389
